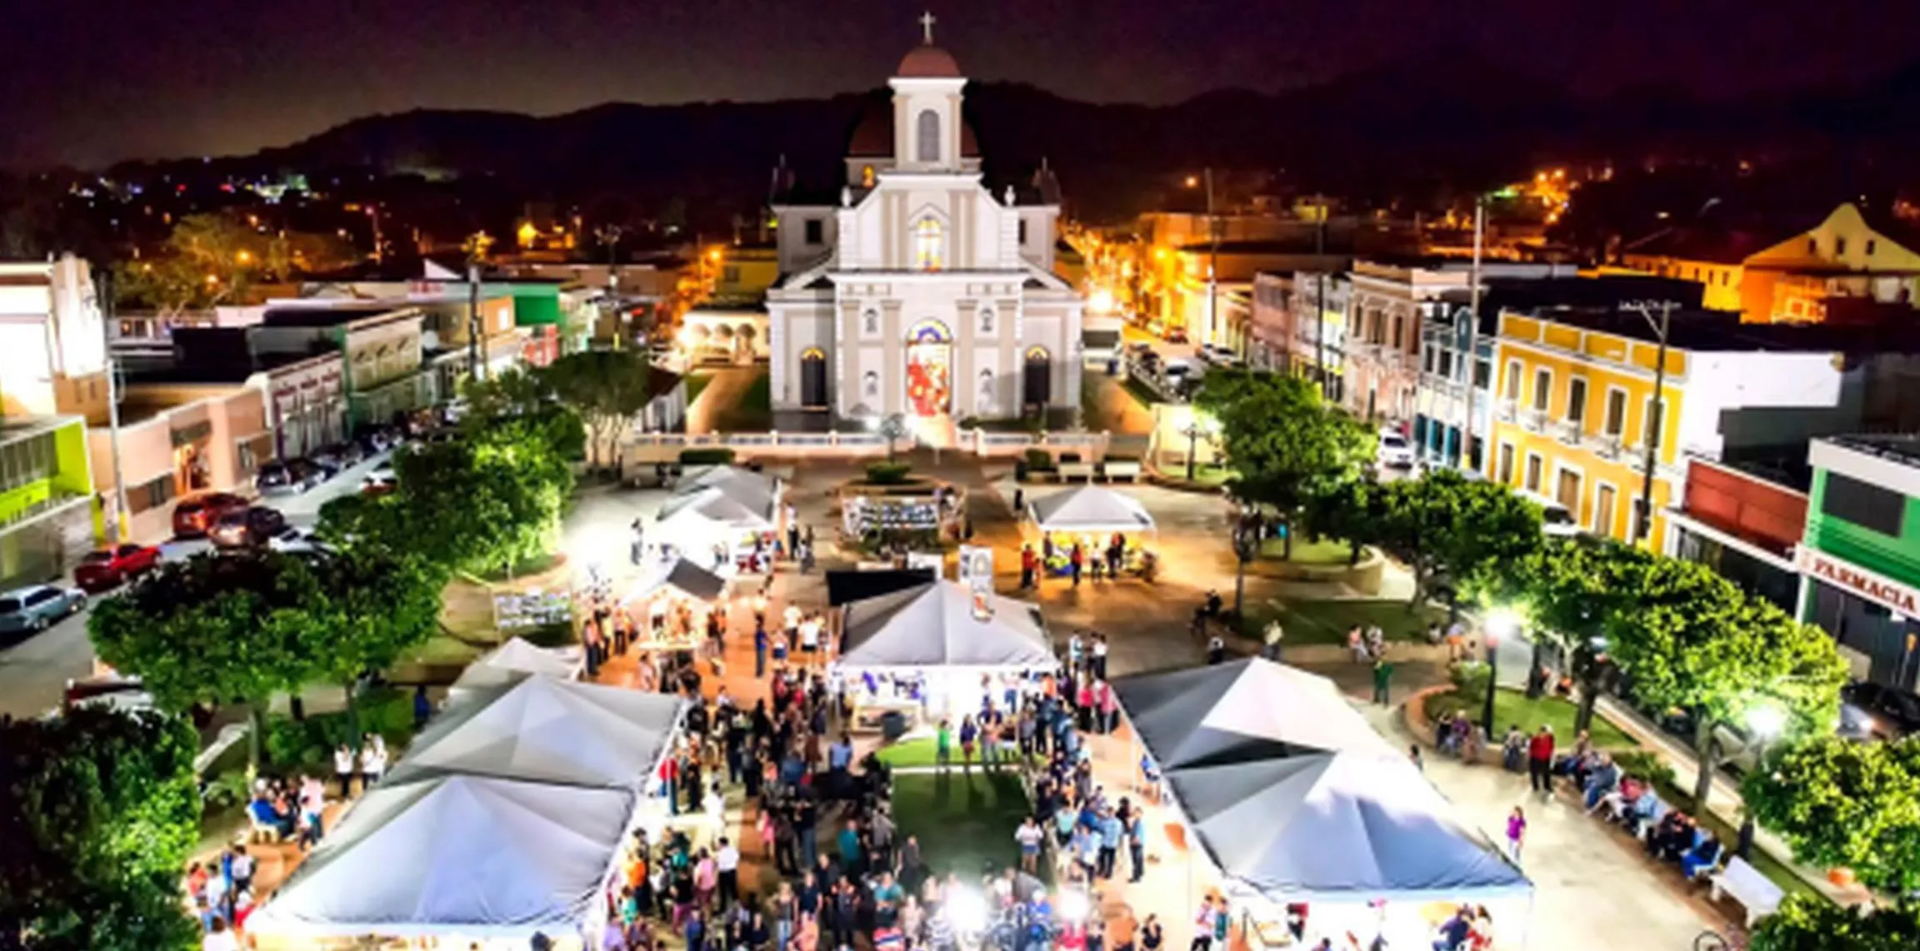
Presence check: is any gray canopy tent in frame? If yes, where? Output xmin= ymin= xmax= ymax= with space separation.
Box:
xmin=1112 ymin=658 xmax=1530 ymax=940
xmin=388 ymin=673 xmax=686 ymax=789
xmin=248 ymin=773 xmax=636 ymax=941
xmin=1026 ymin=485 xmax=1156 ymax=533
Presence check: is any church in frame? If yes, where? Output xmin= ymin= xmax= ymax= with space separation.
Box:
xmin=765 ymin=17 xmax=1086 ymax=431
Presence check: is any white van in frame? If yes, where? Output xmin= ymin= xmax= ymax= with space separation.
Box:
xmin=1517 ymin=490 xmax=1582 ymax=537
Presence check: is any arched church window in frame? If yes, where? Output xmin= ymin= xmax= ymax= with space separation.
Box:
xmin=916 ymin=109 xmax=941 ymax=163
xmin=861 ymin=165 xmax=876 ymax=188
xmin=863 ymin=371 xmax=880 ymax=399
xmin=979 ymin=308 xmax=994 ymax=335
xmin=913 ymin=218 xmax=945 ymax=271
xmin=978 ymin=369 xmax=996 ymax=412
xmin=863 ymin=309 xmax=879 ymax=336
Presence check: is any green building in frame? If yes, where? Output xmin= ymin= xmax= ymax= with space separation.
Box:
xmin=0 ymin=416 xmax=97 ymax=590
xmin=1797 ymin=435 xmax=1920 ymax=691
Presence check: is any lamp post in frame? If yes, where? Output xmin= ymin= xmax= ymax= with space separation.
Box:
xmin=1736 ymin=704 xmax=1786 ymax=860
xmin=1182 ymin=414 xmax=1215 ymax=481
xmin=1483 ymin=611 xmax=1518 ymax=737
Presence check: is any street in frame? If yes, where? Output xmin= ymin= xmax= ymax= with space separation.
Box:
xmin=0 ymin=453 xmax=391 ymax=720
xmin=683 ymin=366 xmax=761 ymax=434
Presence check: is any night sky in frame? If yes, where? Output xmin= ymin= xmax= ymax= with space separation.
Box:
xmin=9 ymin=0 xmax=1920 ymax=170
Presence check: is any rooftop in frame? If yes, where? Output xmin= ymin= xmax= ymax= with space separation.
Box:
xmin=1516 ymin=303 xmax=1920 ymax=353
xmin=1623 ymin=226 xmax=1784 ymax=265
xmin=261 ymin=304 xmax=412 ymax=328
xmin=1824 ymin=434 xmax=1920 ymax=469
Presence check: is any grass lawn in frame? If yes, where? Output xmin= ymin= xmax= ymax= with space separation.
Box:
xmin=892 ymin=771 xmax=1032 ymax=879
xmin=1258 ymin=535 xmax=1358 ymax=565
xmin=716 ymin=371 xmax=773 ymax=431
xmin=1246 ymin=597 xmax=1447 ymax=644
xmin=1426 ymin=687 xmax=1638 ymax=751
xmin=877 ymin=737 xmax=1039 ymax=770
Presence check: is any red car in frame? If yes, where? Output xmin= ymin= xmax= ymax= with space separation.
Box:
xmin=73 ymin=543 xmax=161 ymax=591
xmin=172 ymin=492 xmax=249 ymax=538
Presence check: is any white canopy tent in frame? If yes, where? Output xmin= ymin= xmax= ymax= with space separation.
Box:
xmin=677 ymin=464 xmax=781 ymax=515
xmin=836 ymin=580 xmax=1056 ymax=722
xmin=388 ymin=673 xmax=685 ymax=790
xmin=839 ymin=580 xmax=1056 ymax=672
xmin=248 ymin=773 xmax=635 ymax=941
xmin=1115 ymin=660 xmax=1399 ymax=769
xmin=1027 ymin=485 xmax=1157 ymax=533
xmin=452 ymin=636 xmax=581 ymax=694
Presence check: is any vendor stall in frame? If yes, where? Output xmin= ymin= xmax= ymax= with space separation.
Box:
xmin=621 ymin=557 xmax=729 ymax=651
xmin=248 ymin=675 xmax=688 ymax=950
xmin=1026 ymin=486 xmax=1158 ymax=581
xmin=1112 ymin=658 xmax=1533 ymax=949
xmin=834 ymin=579 xmax=1057 ymax=725
xmin=653 ymin=465 xmax=783 ymax=571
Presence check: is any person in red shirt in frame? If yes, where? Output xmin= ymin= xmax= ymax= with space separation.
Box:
xmin=1526 ymin=726 xmax=1556 ymax=793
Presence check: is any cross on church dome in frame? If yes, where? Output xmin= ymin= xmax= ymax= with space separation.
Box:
xmin=920 ymin=11 xmax=936 ymax=45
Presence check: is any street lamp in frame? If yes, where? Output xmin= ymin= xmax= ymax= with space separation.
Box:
xmin=1483 ymin=610 xmax=1520 ymax=736
xmin=1736 ymin=703 xmax=1787 ymax=859
xmin=1182 ymin=413 xmax=1216 ymax=481
xmin=1623 ymin=301 xmax=1675 ymax=549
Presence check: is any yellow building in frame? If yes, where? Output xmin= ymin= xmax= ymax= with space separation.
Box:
xmin=708 ymin=241 xmax=782 ymax=302
xmin=1620 ymin=202 xmax=1920 ymax=320
xmin=1485 ymin=305 xmax=1891 ymax=550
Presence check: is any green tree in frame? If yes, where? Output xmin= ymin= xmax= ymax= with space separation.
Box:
xmin=1298 ymin=474 xmax=1386 ymax=566
xmin=542 ymin=349 xmax=654 ymax=473
xmin=322 ymin=433 xmax=567 ymax=577
xmin=306 ymin=550 xmax=446 ymax=750
xmin=1508 ymin=537 xmax=1649 ymax=724
xmin=0 ymin=707 xmax=203 ymax=951
xmin=1369 ymin=469 xmax=1543 ymax=611
xmin=1197 ymin=372 xmax=1374 ymax=559
xmin=458 ymin=366 xmax=586 ymax=462
xmin=1604 ymin=557 xmax=1848 ymax=809
xmin=1750 ymin=895 xmax=1920 ymax=951
xmin=1742 ymin=735 xmax=1920 ymax=894
xmin=88 ymin=553 xmax=330 ymax=771
xmin=113 ymin=213 xmax=352 ymax=316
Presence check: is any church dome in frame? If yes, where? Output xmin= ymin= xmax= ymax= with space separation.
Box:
xmin=897 ymin=44 xmax=961 ymax=78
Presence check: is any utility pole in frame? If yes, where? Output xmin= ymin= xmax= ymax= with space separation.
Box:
xmin=597 ymin=224 xmax=626 ymax=349
xmin=463 ymin=232 xmax=488 ymax=385
xmin=1459 ymin=200 xmax=1485 ymax=471
xmin=95 ymin=267 xmax=131 ymax=544
xmin=1629 ymin=301 xmax=1674 ymax=549
xmin=1204 ymin=168 xmax=1219 ymax=349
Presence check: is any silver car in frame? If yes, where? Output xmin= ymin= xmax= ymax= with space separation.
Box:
xmin=0 ymin=584 xmax=86 ymax=636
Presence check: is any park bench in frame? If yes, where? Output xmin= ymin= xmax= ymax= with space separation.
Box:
xmin=1058 ymin=459 xmax=1096 ymax=482
xmin=1709 ymin=856 xmax=1783 ymax=926
xmin=1101 ymin=459 xmax=1142 ymax=482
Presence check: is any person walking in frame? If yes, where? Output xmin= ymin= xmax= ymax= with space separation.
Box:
xmin=1526 ymin=726 xmax=1555 ymax=794
xmin=1015 ymin=816 xmax=1045 ymax=875
xmin=1020 ymin=544 xmax=1037 ymax=590
xmin=631 ymin=518 xmax=646 ymax=566
xmin=1070 ymin=543 xmax=1084 ymax=587
xmin=1126 ymin=808 xmax=1146 ymax=883
xmin=754 ymin=621 xmax=769 ymax=679
xmin=1371 ymin=657 xmax=1393 ymax=706
xmin=716 ymin=837 xmax=740 ymax=909
xmin=1504 ymin=806 xmax=1527 ymax=864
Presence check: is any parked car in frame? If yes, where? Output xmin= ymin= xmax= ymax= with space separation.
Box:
xmin=172 ymin=492 xmax=249 ymax=538
xmin=1840 ymin=681 xmax=1920 ymax=740
xmin=356 ymin=426 xmax=400 ymax=455
xmin=73 ymin=543 xmax=161 ymax=591
xmin=1376 ymin=429 xmax=1417 ymax=469
xmin=256 ymin=459 xmax=325 ymax=495
xmin=0 ymin=584 xmax=86 ymax=636
xmin=1516 ymin=490 xmax=1582 ymax=537
xmin=1164 ymin=326 xmax=1190 ymax=344
xmin=210 ymin=506 xmax=289 ymax=549
xmin=362 ymin=462 xmax=397 ymax=495
xmin=306 ymin=445 xmax=345 ymax=476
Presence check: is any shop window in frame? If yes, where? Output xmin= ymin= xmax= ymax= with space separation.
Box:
xmin=1823 ymin=472 xmax=1907 ymax=537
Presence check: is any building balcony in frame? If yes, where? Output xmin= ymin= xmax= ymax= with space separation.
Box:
xmin=1592 ymin=433 xmax=1624 ymax=459
xmin=1553 ymin=419 xmax=1582 ymax=445
xmin=1521 ymin=408 xmax=1549 ymax=433
xmin=1494 ymin=399 xmax=1518 ymax=423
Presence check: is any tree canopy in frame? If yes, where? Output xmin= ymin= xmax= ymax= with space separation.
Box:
xmin=1368 ymin=468 xmax=1543 ymax=607
xmin=1750 ymin=895 xmax=1920 ymax=951
xmin=1743 ymin=735 xmax=1920 ymax=895
xmin=113 ymin=213 xmax=354 ymax=315
xmin=458 ymin=366 xmax=586 ymax=462
xmin=542 ymin=349 xmax=653 ymax=472
xmin=1197 ymin=372 xmax=1373 ymax=555
xmin=0 ymin=707 xmax=203 ymax=951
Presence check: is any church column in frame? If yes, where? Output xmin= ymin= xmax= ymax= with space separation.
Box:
xmin=881 ymin=299 xmax=904 ymax=415
xmin=953 ymin=295 xmax=977 ymax=418
xmin=837 ymin=297 xmax=861 ymax=416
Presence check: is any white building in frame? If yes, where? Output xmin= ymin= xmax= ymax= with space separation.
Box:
xmin=0 ymin=253 xmax=111 ymax=421
xmin=764 ymin=21 xmax=1084 ymax=434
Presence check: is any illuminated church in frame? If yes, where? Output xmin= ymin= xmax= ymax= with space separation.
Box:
xmin=765 ymin=16 xmax=1085 ymax=431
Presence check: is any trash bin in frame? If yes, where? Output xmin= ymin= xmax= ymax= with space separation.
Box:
xmin=880 ymin=711 xmax=909 ymax=742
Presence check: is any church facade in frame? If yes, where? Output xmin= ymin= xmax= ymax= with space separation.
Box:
xmin=765 ymin=28 xmax=1085 ymax=426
